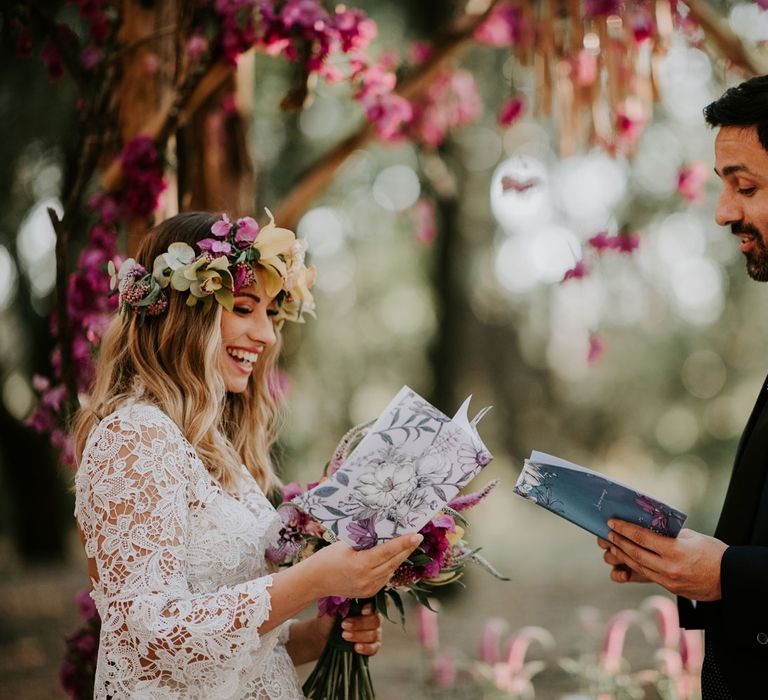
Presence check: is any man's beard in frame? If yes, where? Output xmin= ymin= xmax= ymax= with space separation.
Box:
xmin=734 ymin=223 xmax=768 ymax=282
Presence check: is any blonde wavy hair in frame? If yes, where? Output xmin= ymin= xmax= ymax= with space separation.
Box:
xmin=71 ymin=212 xmax=283 ymax=495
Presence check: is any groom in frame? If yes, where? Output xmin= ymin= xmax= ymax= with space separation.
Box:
xmin=598 ymin=75 xmax=768 ymax=699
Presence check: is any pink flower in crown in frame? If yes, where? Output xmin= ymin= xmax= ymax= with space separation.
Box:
xmin=235 ymin=216 xmax=260 ymax=246
xmin=211 ymin=213 xmax=232 ymax=238
xmin=197 ymin=238 xmax=232 ymax=255
xmin=498 ymin=95 xmax=525 ymax=127
xmin=232 ymin=262 xmax=255 ymax=293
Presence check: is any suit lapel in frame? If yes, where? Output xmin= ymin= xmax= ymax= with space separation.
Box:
xmin=714 ymin=375 xmax=768 ymax=544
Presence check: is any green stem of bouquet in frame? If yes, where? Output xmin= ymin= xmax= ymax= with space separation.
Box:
xmin=302 ymin=597 xmax=376 ymax=700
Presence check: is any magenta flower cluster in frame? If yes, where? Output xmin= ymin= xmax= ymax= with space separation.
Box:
xmin=119 ymin=136 xmax=167 ymax=219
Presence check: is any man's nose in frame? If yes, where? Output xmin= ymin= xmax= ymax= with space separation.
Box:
xmin=715 ymin=188 xmax=742 ymax=227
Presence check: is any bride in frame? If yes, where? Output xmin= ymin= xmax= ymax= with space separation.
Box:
xmin=71 ymin=211 xmax=422 ymax=699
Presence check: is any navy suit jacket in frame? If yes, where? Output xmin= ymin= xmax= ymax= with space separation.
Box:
xmin=679 ymin=376 xmax=768 ymax=696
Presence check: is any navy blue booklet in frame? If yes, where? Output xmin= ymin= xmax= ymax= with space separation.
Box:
xmin=513 ymin=451 xmax=687 ymax=540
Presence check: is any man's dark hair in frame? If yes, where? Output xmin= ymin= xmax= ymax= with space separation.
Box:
xmin=704 ymin=75 xmax=768 ymax=152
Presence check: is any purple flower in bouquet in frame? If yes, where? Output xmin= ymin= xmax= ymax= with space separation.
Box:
xmin=347 ymin=516 xmax=378 ymax=550
xmin=318 ymin=596 xmax=351 ymax=618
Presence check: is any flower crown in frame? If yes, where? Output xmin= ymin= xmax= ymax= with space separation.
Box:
xmin=108 ymin=209 xmax=316 ymax=324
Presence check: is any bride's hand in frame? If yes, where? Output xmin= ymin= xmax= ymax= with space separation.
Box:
xmin=305 ymin=533 xmax=422 ymax=599
xmin=317 ymin=604 xmax=383 ymax=656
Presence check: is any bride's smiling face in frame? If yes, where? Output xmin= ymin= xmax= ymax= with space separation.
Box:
xmin=219 ymin=269 xmax=278 ymax=393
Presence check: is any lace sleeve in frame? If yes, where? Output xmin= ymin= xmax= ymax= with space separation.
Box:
xmin=75 ymin=406 xmax=277 ymax=696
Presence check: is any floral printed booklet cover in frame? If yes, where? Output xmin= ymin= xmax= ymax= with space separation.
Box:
xmin=513 ymin=451 xmax=687 ymax=539
xmin=292 ymin=386 xmax=493 ymax=548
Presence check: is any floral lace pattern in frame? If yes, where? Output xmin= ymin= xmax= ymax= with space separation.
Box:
xmin=74 ymin=401 xmax=304 ymax=699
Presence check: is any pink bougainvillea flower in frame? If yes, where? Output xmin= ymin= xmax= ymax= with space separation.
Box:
xmin=588 ymin=231 xmax=613 ymax=252
xmin=614 ymin=232 xmax=640 ymax=254
xmin=474 ymin=2 xmax=522 ymax=47
xmin=81 ymin=46 xmax=103 ymax=71
xmin=562 ymin=260 xmax=588 ymax=282
xmin=677 ymin=163 xmax=709 ymax=204
xmin=410 ymin=41 xmax=433 ymax=65
xmin=498 ymin=95 xmax=525 ymax=127
xmin=587 ymin=334 xmax=606 ymax=366
xmin=410 ymin=199 xmax=437 ymax=245
xmin=585 ymin=0 xmax=623 ymax=17
xmin=186 ymin=33 xmax=209 ymax=60
xmin=631 ymin=8 xmax=656 ymax=42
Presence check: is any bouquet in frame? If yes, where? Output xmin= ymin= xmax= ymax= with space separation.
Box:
xmin=267 ymin=387 xmax=508 ymax=699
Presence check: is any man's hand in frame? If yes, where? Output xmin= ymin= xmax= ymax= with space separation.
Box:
xmin=600 ymin=519 xmax=728 ymax=601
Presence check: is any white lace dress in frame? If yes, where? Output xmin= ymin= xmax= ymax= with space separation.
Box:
xmin=74 ymin=401 xmax=305 ymax=699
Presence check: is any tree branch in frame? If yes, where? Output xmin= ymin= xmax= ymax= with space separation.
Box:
xmin=274 ymin=0 xmax=504 ymax=229
xmin=99 ymin=58 xmax=233 ymax=192
xmin=683 ymin=0 xmax=767 ymax=76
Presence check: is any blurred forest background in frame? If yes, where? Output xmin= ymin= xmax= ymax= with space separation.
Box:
xmin=2 ymin=0 xmax=768 ymax=698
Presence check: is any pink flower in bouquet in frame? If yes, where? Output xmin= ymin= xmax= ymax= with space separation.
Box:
xmin=448 ymin=480 xmax=499 ymax=512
